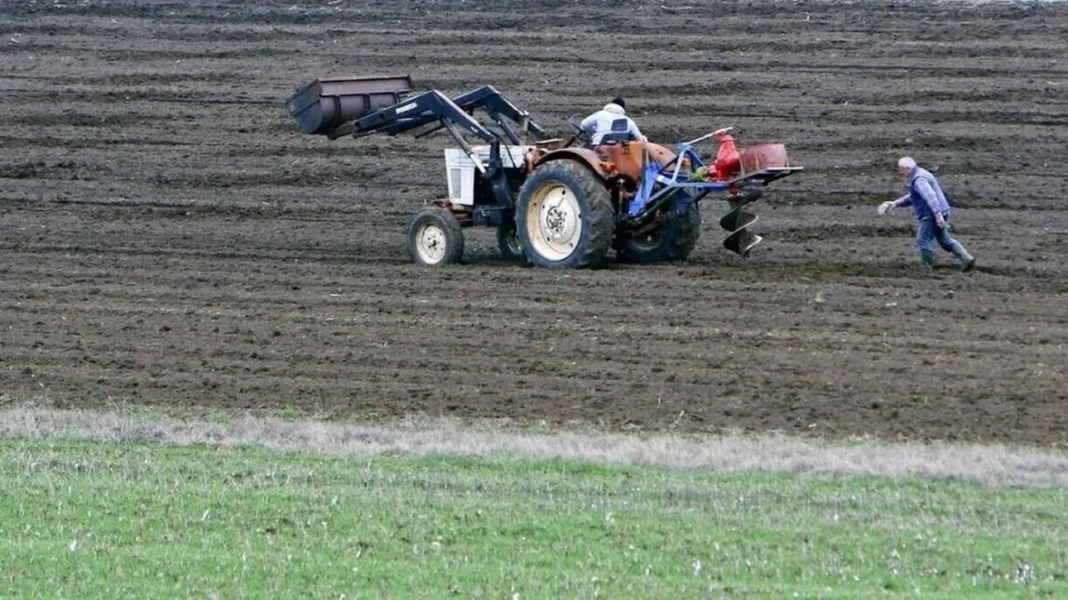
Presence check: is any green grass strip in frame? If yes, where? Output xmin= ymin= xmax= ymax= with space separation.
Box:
xmin=1 ymin=437 xmax=1065 ymax=598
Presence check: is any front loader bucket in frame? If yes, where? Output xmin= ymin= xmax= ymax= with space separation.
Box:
xmin=285 ymin=75 xmax=413 ymax=136
xmin=720 ymin=206 xmax=762 ymax=257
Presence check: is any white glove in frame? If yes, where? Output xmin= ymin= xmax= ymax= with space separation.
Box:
xmin=935 ymin=213 xmax=948 ymax=229
xmin=877 ymin=201 xmax=896 ymax=215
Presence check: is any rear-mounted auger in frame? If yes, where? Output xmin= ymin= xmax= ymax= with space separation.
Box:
xmin=708 ymin=127 xmax=778 ymax=256
xmin=618 ymin=127 xmax=801 ymax=259
xmin=284 ymin=74 xmax=803 ymax=268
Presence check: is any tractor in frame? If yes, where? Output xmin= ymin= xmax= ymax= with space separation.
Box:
xmin=285 ymin=75 xmax=802 ymax=268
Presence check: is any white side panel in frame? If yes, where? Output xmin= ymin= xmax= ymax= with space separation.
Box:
xmin=443 ymin=145 xmax=533 ymax=206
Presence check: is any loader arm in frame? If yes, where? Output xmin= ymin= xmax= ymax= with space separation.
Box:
xmin=449 ymin=85 xmax=549 ymax=143
xmin=287 ymin=77 xmax=554 ymax=209
xmin=324 ymin=86 xmax=547 ymax=145
xmin=318 ymin=85 xmax=546 ymax=186
xmin=331 ymin=90 xmax=491 ymax=145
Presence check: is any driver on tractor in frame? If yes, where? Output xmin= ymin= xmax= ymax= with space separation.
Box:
xmin=579 ymin=97 xmax=647 ymax=148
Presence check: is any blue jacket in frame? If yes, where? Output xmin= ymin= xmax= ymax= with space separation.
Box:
xmin=906 ymin=167 xmax=950 ymax=220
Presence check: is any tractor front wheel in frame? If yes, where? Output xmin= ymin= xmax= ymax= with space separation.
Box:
xmin=617 ymin=203 xmax=702 ymax=264
xmin=515 ymin=161 xmax=613 ymax=269
xmin=406 ymin=207 xmax=464 ymax=266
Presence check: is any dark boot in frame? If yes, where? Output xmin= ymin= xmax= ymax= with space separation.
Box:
xmin=949 ymin=243 xmax=975 ymax=273
xmin=919 ymin=252 xmax=935 ymax=270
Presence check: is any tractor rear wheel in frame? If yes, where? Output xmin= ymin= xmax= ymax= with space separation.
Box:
xmin=406 ymin=207 xmax=464 ymax=266
xmin=515 ymin=161 xmax=613 ymax=269
xmin=617 ymin=203 xmax=702 ymax=263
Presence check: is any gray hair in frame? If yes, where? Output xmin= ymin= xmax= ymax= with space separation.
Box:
xmin=897 ymin=156 xmax=917 ymax=170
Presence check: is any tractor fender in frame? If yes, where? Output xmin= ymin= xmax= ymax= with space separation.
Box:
xmin=538 ymin=143 xmax=678 ymax=169
xmin=532 ymin=143 xmax=681 ymax=184
xmin=645 ymin=143 xmax=678 ymax=168
xmin=533 ymin=148 xmax=611 ymax=181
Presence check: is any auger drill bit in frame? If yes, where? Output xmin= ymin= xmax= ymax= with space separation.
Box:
xmin=720 ymin=204 xmax=761 ymax=257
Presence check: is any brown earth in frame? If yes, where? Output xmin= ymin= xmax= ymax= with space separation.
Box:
xmin=1 ymin=0 xmax=1066 ymax=446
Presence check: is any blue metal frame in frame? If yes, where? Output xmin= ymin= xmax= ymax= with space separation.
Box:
xmin=626 ymin=138 xmax=801 ymax=220
xmin=627 ymin=142 xmax=730 ymax=218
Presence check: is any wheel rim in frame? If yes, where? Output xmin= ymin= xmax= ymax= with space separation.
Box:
xmin=414 ymin=222 xmax=447 ymax=264
xmin=526 ymin=182 xmax=582 ymax=261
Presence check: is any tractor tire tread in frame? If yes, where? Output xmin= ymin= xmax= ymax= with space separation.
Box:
xmin=406 ymin=207 xmax=464 ymax=266
xmin=670 ymin=205 xmax=702 ymax=260
xmin=517 ymin=160 xmax=614 ymax=269
xmin=617 ymin=204 xmax=702 ymax=264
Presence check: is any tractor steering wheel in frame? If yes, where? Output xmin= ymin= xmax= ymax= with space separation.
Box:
xmin=565 ymin=114 xmax=591 ymax=146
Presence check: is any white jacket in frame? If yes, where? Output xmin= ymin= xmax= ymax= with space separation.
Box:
xmin=579 ymin=103 xmax=646 ymax=145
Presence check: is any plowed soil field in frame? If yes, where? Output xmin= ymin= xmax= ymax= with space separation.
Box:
xmin=2 ymin=1 xmax=1067 ymax=445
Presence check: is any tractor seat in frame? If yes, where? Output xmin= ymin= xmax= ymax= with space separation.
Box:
xmin=598 ymin=118 xmax=635 ymax=145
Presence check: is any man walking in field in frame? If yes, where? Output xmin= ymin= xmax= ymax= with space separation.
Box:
xmin=878 ymin=157 xmax=977 ymax=272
